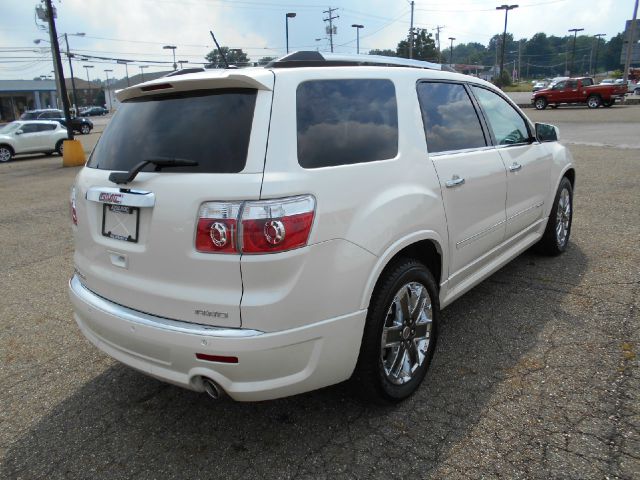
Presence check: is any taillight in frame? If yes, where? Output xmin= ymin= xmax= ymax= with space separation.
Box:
xmin=195 ymin=196 xmax=315 ymax=255
xmin=241 ymin=196 xmax=315 ymax=254
xmin=195 ymin=202 xmax=241 ymax=253
xmin=70 ymin=186 xmax=78 ymax=226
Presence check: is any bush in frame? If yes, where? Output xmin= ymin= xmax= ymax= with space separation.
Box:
xmin=493 ymin=70 xmax=512 ymax=87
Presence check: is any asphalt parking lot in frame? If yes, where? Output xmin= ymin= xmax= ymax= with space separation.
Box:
xmin=1 ymin=106 xmax=638 ymax=479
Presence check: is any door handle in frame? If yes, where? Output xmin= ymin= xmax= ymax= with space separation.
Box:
xmin=445 ymin=175 xmax=465 ymax=188
xmin=508 ymin=162 xmax=522 ymax=172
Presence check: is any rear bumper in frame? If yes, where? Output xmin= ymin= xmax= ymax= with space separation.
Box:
xmin=69 ymin=275 xmax=367 ymax=401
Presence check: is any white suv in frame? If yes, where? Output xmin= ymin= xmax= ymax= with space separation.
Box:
xmin=69 ymin=52 xmax=574 ymax=403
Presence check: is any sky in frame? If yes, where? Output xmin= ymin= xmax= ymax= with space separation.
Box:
xmin=0 ymin=0 xmax=634 ymax=82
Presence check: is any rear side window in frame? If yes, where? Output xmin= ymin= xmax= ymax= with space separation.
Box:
xmin=416 ymin=82 xmax=487 ymax=154
xmin=296 ymin=79 xmax=398 ymax=168
xmin=87 ymin=89 xmax=257 ymax=173
xmin=37 ymin=123 xmax=57 ymax=131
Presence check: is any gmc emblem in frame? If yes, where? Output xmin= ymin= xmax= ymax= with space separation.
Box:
xmin=99 ymin=192 xmax=123 ymax=204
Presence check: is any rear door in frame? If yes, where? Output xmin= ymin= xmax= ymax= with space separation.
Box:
xmin=417 ymin=81 xmax=507 ymax=282
xmin=73 ymin=73 xmax=274 ymax=327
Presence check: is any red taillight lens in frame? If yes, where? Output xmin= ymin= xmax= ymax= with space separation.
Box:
xmin=195 ymin=202 xmax=241 ymax=253
xmin=195 ymin=353 xmax=238 ymax=364
xmin=195 ymin=196 xmax=316 ymax=255
xmin=70 ymin=186 xmax=78 ymax=226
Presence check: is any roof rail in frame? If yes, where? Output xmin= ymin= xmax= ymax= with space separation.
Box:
xmin=267 ymin=51 xmax=443 ymax=71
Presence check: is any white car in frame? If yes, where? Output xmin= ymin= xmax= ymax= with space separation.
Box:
xmin=0 ymin=120 xmax=68 ymax=162
xmin=69 ymin=52 xmax=575 ymax=403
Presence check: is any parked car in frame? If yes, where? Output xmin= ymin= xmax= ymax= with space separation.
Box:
xmin=599 ymin=78 xmax=615 ymax=84
xmin=20 ymin=109 xmax=93 ymax=134
xmin=80 ymin=106 xmax=109 ymax=116
xmin=532 ymin=81 xmax=547 ymax=92
xmin=69 ymin=51 xmax=575 ymax=403
xmin=532 ymin=77 xmax=627 ymax=109
xmin=0 ymin=120 xmax=68 ymax=162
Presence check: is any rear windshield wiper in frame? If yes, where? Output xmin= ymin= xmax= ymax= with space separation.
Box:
xmin=108 ymin=157 xmax=199 ymax=184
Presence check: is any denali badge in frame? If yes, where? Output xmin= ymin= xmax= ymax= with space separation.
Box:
xmin=99 ymin=192 xmax=124 ymax=204
xmin=194 ymin=309 xmax=229 ymax=319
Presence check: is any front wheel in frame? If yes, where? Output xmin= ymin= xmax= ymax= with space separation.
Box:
xmin=537 ymin=177 xmax=573 ymax=255
xmin=0 ymin=145 xmax=13 ymax=162
xmin=587 ymin=95 xmax=601 ymax=109
xmin=534 ymin=97 xmax=547 ymax=110
xmin=80 ymin=124 xmax=91 ymax=135
xmin=353 ymin=258 xmax=439 ymax=403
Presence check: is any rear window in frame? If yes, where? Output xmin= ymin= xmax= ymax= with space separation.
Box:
xmin=296 ymin=79 xmax=398 ymax=168
xmin=87 ymin=89 xmax=257 ymax=173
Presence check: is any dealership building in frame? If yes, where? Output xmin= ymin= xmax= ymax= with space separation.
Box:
xmin=0 ymin=79 xmax=59 ymax=122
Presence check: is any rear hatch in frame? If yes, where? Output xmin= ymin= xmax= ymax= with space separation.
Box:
xmin=72 ymin=71 xmax=274 ymax=327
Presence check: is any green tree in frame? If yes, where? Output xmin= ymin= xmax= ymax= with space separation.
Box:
xmin=257 ymin=56 xmax=277 ymax=65
xmin=604 ymin=33 xmax=624 ymax=71
xmin=397 ymin=29 xmax=437 ymax=61
xmin=205 ymin=47 xmax=249 ymax=68
xmin=368 ymin=49 xmax=396 ymax=57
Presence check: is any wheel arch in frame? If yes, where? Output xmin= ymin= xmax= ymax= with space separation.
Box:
xmin=0 ymin=143 xmax=15 ymax=155
xmin=360 ymin=231 xmax=445 ymax=311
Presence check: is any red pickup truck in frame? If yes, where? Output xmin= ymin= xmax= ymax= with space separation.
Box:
xmin=532 ymin=77 xmax=627 ymax=110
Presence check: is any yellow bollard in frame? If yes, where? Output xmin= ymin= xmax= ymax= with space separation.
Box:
xmin=62 ymin=139 xmax=86 ymax=167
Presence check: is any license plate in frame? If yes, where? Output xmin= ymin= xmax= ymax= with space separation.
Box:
xmin=102 ymin=204 xmax=139 ymax=242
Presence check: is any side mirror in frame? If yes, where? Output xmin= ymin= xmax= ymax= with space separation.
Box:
xmin=14 ymin=129 xmax=23 ymax=135
xmin=535 ymin=122 xmax=559 ymax=142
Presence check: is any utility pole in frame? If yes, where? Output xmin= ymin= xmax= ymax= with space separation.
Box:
xmin=63 ymin=33 xmax=80 ymax=113
xmin=104 ymin=69 xmax=112 ymax=110
xmin=623 ymin=0 xmax=639 ymax=83
xmin=518 ymin=39 xmax=522 ymax=81
xmin=435 ymin=26 xmax=444 ymax=63
xmin=568 ymin=27 xmax=584 ymax=77
xmin=593 ymin=33 xmax=606 ymax=75
xmin=496 ymin=4 xmax=519 ymax=84
xmin=43 ymin=0 xmax=74 ymax=140
xmin=408 ymin=1 xmax=415 ymax=59
xmin=323 ymin=7 xmax=339 ymax=53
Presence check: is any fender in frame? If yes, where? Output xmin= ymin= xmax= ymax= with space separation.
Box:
xmin=359 ymin=229 xmax=447 ymax=310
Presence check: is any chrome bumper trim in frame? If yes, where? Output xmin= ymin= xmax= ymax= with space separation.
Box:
xmin=69 ymin=275 xmax=264 ymax=338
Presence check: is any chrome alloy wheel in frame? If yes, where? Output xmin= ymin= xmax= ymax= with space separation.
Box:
xmin=556 ymin=187 xmax=571 ymax=247
xmin=381 ymin=282 xmax=433 ymax=385
xmin=0 ymin=146 xmax=11 ymax=162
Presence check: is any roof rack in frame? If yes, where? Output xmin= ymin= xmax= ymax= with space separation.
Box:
xmin=267 ymin=51 xmax=444 ymax=71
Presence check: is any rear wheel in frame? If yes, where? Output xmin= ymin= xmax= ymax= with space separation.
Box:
xmin=534 ymin=97 xmax=547 ymax=110
xmin=0 ymin=145 xmax=13 ymax=162
xmin=587 ymin=95 xmax=601 ymax=109
xmin=80 ymin=124 xmax=91 ymax=135
xmin=537 ymin=177 xmax=573 ymax=255
xmin=353 ymin=258 xmax=439 ymax=403
xmin=603 ymin=99 xmax=614 ymax=107
xmin=55 ymin=140 xmax=64 ymax=156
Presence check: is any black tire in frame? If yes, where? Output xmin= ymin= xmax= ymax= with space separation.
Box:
xmin=80 ymin=124 xmax=91 ymax=135
xmin=587 ymin=95 xmax=601 ymax=109
xmin=55 ymin=140 xmax=64 ymax=156
xmin=603 ymin=99 xmax=614 ymax=108
xmin=537 ymin=176 xmax=573 ymax=256
xmin=534 ymin=97 xmax=547 ymax=110
xmin=352 ymin=258 xmax=440 ymax=403
xmin=0 ymin=144 xmax=13 ymax=162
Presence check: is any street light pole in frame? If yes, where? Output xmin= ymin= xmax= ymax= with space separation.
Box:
xmin=496 ymin=4 xmax=519 ymax=84
xmin=285 ymin=13 xmax=296 ymax=54
xmin=163 ymin=45 xmax=177 ymax=70
xmin=63 ymin=33 xmax=84 ymax=112
xmin=104 ymin=69 xmax=112 ymax=110
xmin=83 ymin=64 xmax=94 ymax=105
xmin=568 ymin=28 xmax=584 ymax=77
xmin=178 ymin=60 xmax=189 ymax=69
xmin=351 ymin=24 xmax=364 ymax=54
xmin=592 ymin=33 xmax=606 ymax=75
xmin=43 ymin=0 xmax=74 ymax=140
xmin=448 ymin=37 xmax=456 ymax=65
xmin=139 ymin=65 xmax=148 ymax=82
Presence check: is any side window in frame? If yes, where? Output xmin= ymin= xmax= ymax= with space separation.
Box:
xmin=554 ymin=81 xmax=566 ymax=90
xmin=416 ymin=82 xmax=487 ymax=154
xmin=296 ymin=79 xmax=398 ymax=168
xmin=582 ymin=78 xmax=593 ymax=87
xmin=38 ymin=123 xmax=57 ymax=131
xmin=566 ymin=80 xmax=577 ymax=89
xmin=20 ymin=124 xmax=39 ymax=134
xmin=472 ymin=86 xmax=530 ymax=146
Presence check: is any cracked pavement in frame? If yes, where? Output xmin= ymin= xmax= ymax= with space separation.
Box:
xmin=0 ymin=107 xmax=638 ymax=479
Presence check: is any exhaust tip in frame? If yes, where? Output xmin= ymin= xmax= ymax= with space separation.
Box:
xmin=202 ymin=377 xmax=222 ymax=401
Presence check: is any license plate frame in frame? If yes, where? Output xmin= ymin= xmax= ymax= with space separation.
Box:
xmin=101 ymin=204 xmax=140 ymax=243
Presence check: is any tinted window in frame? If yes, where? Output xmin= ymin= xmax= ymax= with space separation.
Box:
xmin=20 ymin=112 xmax=38 ymax=120
xmin=296 ymin=79 xmax=398 ymax=168
xmin=38 ymin=123 xmax=57 ymax=131
xmin=20 ymin=124 xmax=39 ymax=134
xmin=88 ymin=89 xmax=257 ymax=173
xmin=582 ymin=78 xmax=593 ymax=86
xmin=566 ymin=80 xmax=577 ymax=89
xmin=472 ymin=87 xmax=530 ymax=146
xmin=416 ymin=82 xmax=487 ymax=153
xmin=554 ymin=81 xmax=566 ymax=90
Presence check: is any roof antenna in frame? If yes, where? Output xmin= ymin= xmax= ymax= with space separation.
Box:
xmin=209 ymin=30 xmax=229 ymax=68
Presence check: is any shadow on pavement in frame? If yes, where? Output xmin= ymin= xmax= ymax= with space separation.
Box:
xmin=2 ymin=244 xmax=588 ymax=479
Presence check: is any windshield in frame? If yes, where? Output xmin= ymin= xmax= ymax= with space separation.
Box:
xmin=0 ymin=122 xmax=20 ymax=134
xmin=87 ymin=88 xmax=257 ymax=174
